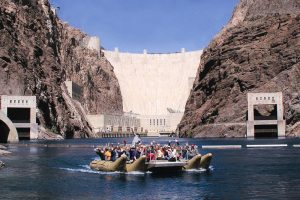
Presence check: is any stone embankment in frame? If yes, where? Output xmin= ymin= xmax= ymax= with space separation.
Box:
xmin=0 ymin=145 xmax=11 ymax=169
xmin=0 ymin=0 xmax=123 ymax=138
xmin=0 ymin=145 xmax=11 ymax=155
xmin=179 ymin=0 xmax=300 ymax=137
xmin=0 ymin=150 xmax=11 ymax=156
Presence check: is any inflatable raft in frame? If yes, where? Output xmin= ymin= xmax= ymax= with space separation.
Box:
xmin=90 ymin=155 xmax=127 ymax=172
xmin=200 ymin=153 xmax=213 ymax=169
xmin=90 ymin=153 xmax=213 ymax=172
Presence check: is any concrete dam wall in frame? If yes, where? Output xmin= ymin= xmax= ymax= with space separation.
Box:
xmin=104 ymin=49 xmax=202 ymax=116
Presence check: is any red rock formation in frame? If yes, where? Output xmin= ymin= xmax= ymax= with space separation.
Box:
xmin=0 ymin=0 xmax=123 ymax=138
xmin=179 ymin=0 xmax=300 ymax=137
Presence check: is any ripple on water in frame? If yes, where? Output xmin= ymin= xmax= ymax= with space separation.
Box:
xmin=59 ymin=165 xmax=152 ymax=175
xmin=184 ymin=166 xmax=214 ymax=173
xmin=3 ymin=138 xmax=300 ymax=200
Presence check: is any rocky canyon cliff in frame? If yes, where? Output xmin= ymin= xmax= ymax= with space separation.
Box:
xmin=179 ymin=0 xmax=300 ymax=137
xmin=0 ymin=0 xmax=123 ymax=138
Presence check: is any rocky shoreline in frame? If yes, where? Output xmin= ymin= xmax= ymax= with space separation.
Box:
xmin=0 ymin=145 xmax=11 ymax=169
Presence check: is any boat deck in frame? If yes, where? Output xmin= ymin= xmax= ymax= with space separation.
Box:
xmin=146 ymin=160 xmax=188 ymax=172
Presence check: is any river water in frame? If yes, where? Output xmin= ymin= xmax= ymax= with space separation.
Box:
xmin=1 ymin=137 xmax=300 ymax=200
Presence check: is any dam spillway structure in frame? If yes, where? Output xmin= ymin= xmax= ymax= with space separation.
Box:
xmin=247 ymin=92 xmax=286 ymax=138
xmin=103 ymin=48 xmax=202 ymax=134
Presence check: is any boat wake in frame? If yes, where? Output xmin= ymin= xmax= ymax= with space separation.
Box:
xmin=185 ymin=165 xmax=214 ymax=173
xmin=59 ymin=164 xmax=213 ymax=175
xmin=59 ymin=165 xmax=152 ymax=175
xmin=125 ymin=171 xmax=152 ymax=175
xmin=59 ymin=166 xmax=120 ymax=175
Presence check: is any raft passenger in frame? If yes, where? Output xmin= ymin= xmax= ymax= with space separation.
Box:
xmin=111 ymin=147 xmax=117 ymax=161
xmin=188 ymin=145 xmax=199 ymax=159
xmin=94 ymin=146 xmax=105 ymax=160
xmin=104 ymin=148 xmax=111 ymax=161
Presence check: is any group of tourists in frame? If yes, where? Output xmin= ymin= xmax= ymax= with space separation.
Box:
xmin=94 ymin=137 xmax=199 ymax=162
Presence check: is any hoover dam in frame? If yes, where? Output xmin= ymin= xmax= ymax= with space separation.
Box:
xmin=103 ymin=49 xmax=203 ymax=116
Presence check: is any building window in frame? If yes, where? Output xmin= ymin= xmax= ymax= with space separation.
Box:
xmin=14 ymin=100 xmax=16 ymax=103
xmin=157 ymin=119 xmax=159 ymax=126
xmin=26 ymin=100 xmax=28 ymax=104
xmin=160 ymin=119 xmax=162 ymax=125
xmin=10 ymin=100 xmax=12 ymax=103
xmin=150 ymin=119 xmax=151 ymax=126
xmin=153 ymin=119 xmax=155 ymax=126
xmin=164 ymin=119 xmax=166 ymax=126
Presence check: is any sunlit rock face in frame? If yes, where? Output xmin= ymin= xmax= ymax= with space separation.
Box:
xmin=179 ymin=0 xmax=300 ymax=137
xmin=0 ymin=0 xmax=122 ymax=138
xmin=104 ymin=50 xmax=202 ymax=115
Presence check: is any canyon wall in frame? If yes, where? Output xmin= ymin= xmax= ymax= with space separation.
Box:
xmin=179 ymin=0 xmax=300 ymax=137
xmin=0 ymin=0 xmax=122 ymax=138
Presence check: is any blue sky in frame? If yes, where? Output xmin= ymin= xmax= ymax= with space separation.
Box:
xmin=50 ymin=0 xmax=239 ymax=53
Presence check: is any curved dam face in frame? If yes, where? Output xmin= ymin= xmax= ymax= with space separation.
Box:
xmin=103 ymin=49 xmax=202 ymax=116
